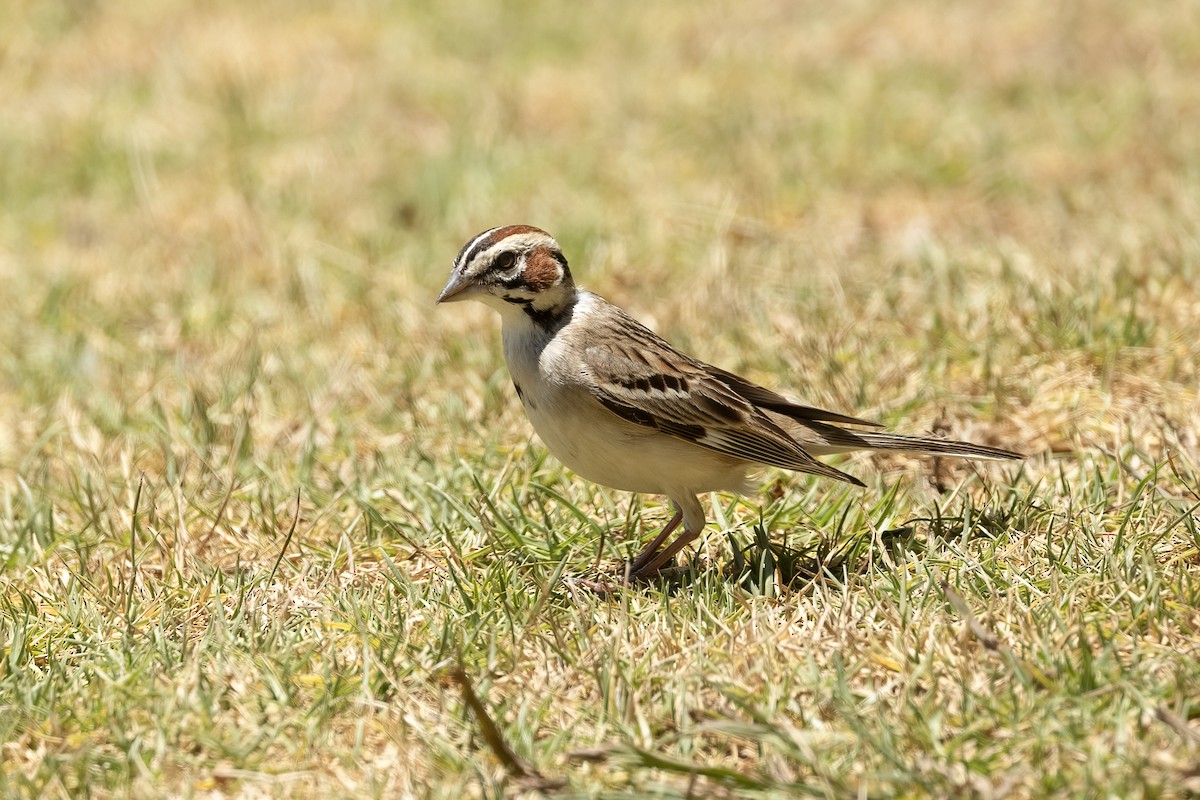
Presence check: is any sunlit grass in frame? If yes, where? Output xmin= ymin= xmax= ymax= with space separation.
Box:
xmin=2 ymin=0 xmax=1199 ymax=797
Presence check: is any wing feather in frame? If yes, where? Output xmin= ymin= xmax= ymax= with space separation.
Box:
xmin=707 ymin=366 xmax=883 ymax=428
xmin=581 ymin=314 xmax=865 ymax=487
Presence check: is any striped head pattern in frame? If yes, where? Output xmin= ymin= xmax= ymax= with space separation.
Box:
xmin=437 ymin=225 xmax=574 ymax=320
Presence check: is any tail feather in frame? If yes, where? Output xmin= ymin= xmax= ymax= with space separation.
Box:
xmin=853 ymin=432 xmax=1022 ymax=461
xmin=773 ymin=414 xmax=1023 ymax=462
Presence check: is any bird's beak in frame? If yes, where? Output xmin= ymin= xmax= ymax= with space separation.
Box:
xmin=436 ymin=272 xmax=475 ymax=304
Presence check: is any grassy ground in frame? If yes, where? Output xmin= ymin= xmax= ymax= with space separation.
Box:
xmin=3 ymin=0 xmax=1199 ymax=797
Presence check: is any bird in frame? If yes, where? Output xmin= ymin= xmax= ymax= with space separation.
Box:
xmin=437 ymin=225 xmax=1021 ymax=580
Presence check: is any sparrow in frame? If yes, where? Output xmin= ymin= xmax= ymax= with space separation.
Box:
xmin=437 ymin=225 xmax=1021 ymax=579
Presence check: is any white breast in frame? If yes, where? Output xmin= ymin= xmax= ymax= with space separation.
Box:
xmin=499 ymin=294 xmax=753 ymax=498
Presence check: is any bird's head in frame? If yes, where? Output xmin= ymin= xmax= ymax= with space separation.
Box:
xmin=437 ymin=225 xmax=575 ymax=319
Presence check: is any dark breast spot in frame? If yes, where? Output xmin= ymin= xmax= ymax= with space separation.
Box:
xmin=522 ymin=303 xmax=563 ymax=330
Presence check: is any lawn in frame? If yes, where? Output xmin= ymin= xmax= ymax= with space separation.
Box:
xmin=2 ymin=0 xmax=1199 ymax=797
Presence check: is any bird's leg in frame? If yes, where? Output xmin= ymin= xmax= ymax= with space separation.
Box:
xmin=627 ymin=507 xmax=683 ymax=577
xmin=631 ymin=524 xmax=701 ymax=578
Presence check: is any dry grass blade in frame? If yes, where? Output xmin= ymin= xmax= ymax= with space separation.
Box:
xmin=1155 ymin=706 xmax=1200 ymax=745
xmin=567 ymin=743 xmax=780 ymax=795
xmin=447 ymin=667 xmax=565 ymax=791
xmin=941 ymin=581 xmax=1003 ymax=651
xmin=123 ymin=473 xmax=144 ymax=632
xmin=940 ymin=581 xmax=1054 ymax=690
xmin=268 ymin=489 xmax=302 ymax=584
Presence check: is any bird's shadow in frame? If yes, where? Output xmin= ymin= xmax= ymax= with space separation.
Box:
xmin=720 ymin=523 xmax=913 ymax=595
xmin=569 ymin=524 xmax=913 ymax=596
xmin=585 ymin=523 xmax=913 ymax=596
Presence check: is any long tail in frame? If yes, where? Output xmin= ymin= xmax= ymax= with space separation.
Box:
xmin=853 ymin=432 xmax=1022 ymax=461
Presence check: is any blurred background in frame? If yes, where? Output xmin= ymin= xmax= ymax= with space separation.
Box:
xmin=3 ymin=0 xmax=1197 ymax=475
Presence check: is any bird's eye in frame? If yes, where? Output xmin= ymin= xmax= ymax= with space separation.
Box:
xmin=493 ymin=252 xmax=517 ymax=272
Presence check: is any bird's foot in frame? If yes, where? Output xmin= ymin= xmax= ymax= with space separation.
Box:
xmin=564 ymin=574 xmax=624 ymax=596
xmin=564 ymin=562 xmax=695 ymax=595
xmin=622 ymin=560 xmax=696 ymax=586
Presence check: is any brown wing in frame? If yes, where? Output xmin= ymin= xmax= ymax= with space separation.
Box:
xmin=579 ymin=310 xmax=865 ymax=487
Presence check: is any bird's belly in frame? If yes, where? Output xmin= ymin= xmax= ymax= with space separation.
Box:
xmin=519 ymin=389 xmax=752 ymax=496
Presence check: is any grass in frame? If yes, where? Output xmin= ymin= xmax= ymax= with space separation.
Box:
xmin=2 ymin=0 xmax=1199 ymax=796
